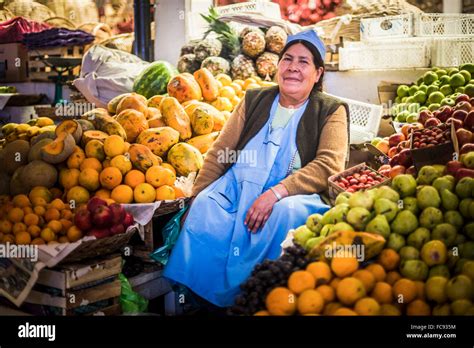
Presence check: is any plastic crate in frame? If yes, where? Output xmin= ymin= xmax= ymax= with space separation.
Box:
xmin=360 ymin=14 xmax=414 ymax=41
xmin=326 ymin=93 xmax=383 ymax=144
xmin=431 ymin=37 xmax=474 ymax=67
xmin=215 ymin=0 xmax=281 ymax=19
xmin=415 ymin=13 xmax=474 ymax=37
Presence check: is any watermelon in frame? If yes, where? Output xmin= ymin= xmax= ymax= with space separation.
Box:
xmin=133 ymin=61 xmax=178 ymax=99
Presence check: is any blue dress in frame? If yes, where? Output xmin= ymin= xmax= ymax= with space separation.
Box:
xmin=164 ymin=95 xmax=330 ymax=307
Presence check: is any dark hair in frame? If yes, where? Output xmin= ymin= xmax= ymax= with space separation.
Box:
xmin=279 ymin=39 xmax=325 ymax=92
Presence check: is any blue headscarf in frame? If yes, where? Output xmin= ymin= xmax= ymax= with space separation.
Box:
xmin=283 ymin=29 xmax=326 ymax=61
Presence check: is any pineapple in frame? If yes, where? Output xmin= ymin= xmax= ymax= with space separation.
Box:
xmin=239 ymin=27 xmax=264 ymax=41
xmin=201 ymin=56 xmax=230 ymax=76
xmin=231 ymin=54 xmax=257 ymax=80
xmin=242 ymin=31 xmax=266 ymax=58
xmin=181 ymin=42 xmax=197 ymax=56
xmin=201 ymin=8 xmax=240 ymax=61
xmin=256 ymin=52 xmax=279 ymax=80
xmin=194 ymin=38 xmax=222 ymax=62
xmin=265 ymin=26 xmax=288 ymax=54
xmin=177 ymin=54 xmax=200 ymax=74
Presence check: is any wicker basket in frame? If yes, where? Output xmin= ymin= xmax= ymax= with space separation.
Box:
xmin=153 ymin=198 xmax=191 ymax=217
xmin=99 ymin=33 xmax=134 ymax=53
xmin=6 ymin=0 xmax=55 ymax=23
xmin=328 ymin=162 xmax=391 ymax=204
xmin=44 ymin=16 xmax=76 ymax=29
xmin=0 ymin=7 xmax=14 ymax=22
xmin=44 ymin=0 xmax=98 ymax=26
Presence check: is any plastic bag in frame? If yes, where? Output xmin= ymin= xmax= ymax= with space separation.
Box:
xmin=119 ymin=273 xmax=148 ymax=314
xmin=150 ymin=206 xmax=188 ymax=265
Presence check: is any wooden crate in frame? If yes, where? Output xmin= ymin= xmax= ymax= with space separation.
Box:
xmin=28 ymin=46 xmax=85 ymax=82
xmin=21 ymin=254 xmax=123 ymax=316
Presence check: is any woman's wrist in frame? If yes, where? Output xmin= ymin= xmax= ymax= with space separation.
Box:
xmin=272 ymin=184 xmax=289 ymax=200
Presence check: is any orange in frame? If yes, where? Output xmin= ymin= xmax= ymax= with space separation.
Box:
xmin=161 ymin=163 xmax=176 ymax=176
xmin=104 ymin=198 xmax=116 ymax=205
xmin=353 ymin=269 xmax=376 ymax=293
xmin=95 ymin=189 xmax=112 ymax=200
xmin=332 ymin=308 xmax=358 ymax=316
xmin=111 ymin=185 xmax=134 ymax=204
xmin=50 ymin=188 xmax=63 ymax=200
xmin=31 ymin=197 xmax=48 ymax=207
xmin=67 ymin=146 xmax=86 ymax=169
xmin=2 ymin=234 xmax=15 ymax=243
xmin=85 ymin=139 xmax=105 ymax=161
xmin=66 ymin=186 xmax=90 ymax=206
xmin=79 ymin=168 xmax=100 ymax=191
xmin=265 ymin=287 xmax=296 ymax=316
xmin=156 ymin=185 xmax=176 ymax=201
xmin=15 ymin=231 xmax=31 ymax=245
xmin=146 ymin=166 xmax=176 ymax=188
xmin=23 ymin=207 xmax=33 ymax=215
xmin=124 ymin=170 xmax=146 ymax=189
xmin=24 ymin=213 xmax=39 ymax=226
xmin=330 ymin=277 xmax=341 ymax=290
xmin=102 ymin=158 xmax=111 ymax=168
xmin=99 ymin=167 xmax=123 ymax=190
xmin=172 ymin=186 xmax=185 ymax=198
xmin=392 ymin=278 xmax=417 ymax=304
xmin=110 ymin=155 xmax=132 ymax=175
xmin=336 ymin=277 xmax=366 ymax=306
xmin=104 ymin=135 xmax=126 ymax=158
xmin=253 ymin=310 xmax=270 ymax=316
xmin=316 ymin=285 xmax=335 ymax=303
xmin=288 ymin=270 xmax=316 ymax=295
xmin=31 ymin=237 xmax=45 ymax=245
xmin=80 ymin=157 xmax=103 ymax=172
xmin=377 ymin=249 xmax=400 ymax=271
xmin=406 ymin=299 xmax=431 ymax=316
xmin=414 ymin=281 xmax=425 ymax=300
xmin=354 ymin=297 xmax=381 ymax=316
xmin=306 ymin=261 xmax=332 ymax=285
xmin=8 ymin=207 xmax=24 ymax=223
xmin=47 ymin=220 xmax=63 ymax=233
xmin=12 ymin=222 xmax=27 ymax=234
xmin=59 ymin=168 xmax=80 ymax=189
xmin=366 ymin=263 xmax=386 ymax=282
xmin=380 ymin=304 xmax=402 ymax=316
xmin=12 ymin=194 xmax=31 ymax=208
xmin=40 ymin=228 xmax=56 ymax=243
xmin=385 ymin=271 xmax=402 ymax=286
xmin=323 ymin=302 xmax=343 ymax=315
xmin=59 ymin=219 xmax=73 ymax=233
xmin=371 ymin=282 xmax=393 ymax=304
xmin=134 ymin=183 xmax=156 ymax=203
xmin=48 ymin=198 xmax=66 ymax=211
xmin=58 ymin=236 xmax=70 ymax=243
xmin=331 ymin=254 xmax=359 ymax=278
xmin=48 ymin=241 xmax=59 ymax=245
xmin=297 ymin=289 xmax=325 ymax=315
xmin=67 ymin=226 xmax=83 ymax=242
xmin=44 ymin=208 xmax=60 ymax=222
xmin=60 ymin=209 xmax=73 ymax=220
xmin=0 ymin=220 xmax=12 ymax=234
xmin=27 ymin=225 xmax=41 ymax=238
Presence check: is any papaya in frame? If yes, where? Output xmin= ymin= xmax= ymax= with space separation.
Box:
xmin=183 ymin=101 xmax=225 ymax=131
xmin=191 ymin=107 xmax=214 ymax=135
xmin=194 ymin=68 xmax=219 ymax=102
xmin=107 ymin=93 xmax=132 ymax=114
xmin=41 ymin=133 xmax=76 ymax=164
xmin=81 ymin=108 xmax=109 ymax=122
xmin=167 ymin=73 xmax=202 ymax=103
xmin=147 ymin=95 xmax=167 ymax=108
xmin=116 ymin=93 xmax=148 ymax=117
xmin=115 ymin=109 xmax=149 ymax=143
xmin=81 ymin=130 xmax=109 ymax=147
xmin=211 ymin=110 xmax=226 ymax=131
xmin=128 ymin=144 xmax=163 ymax=173
xmin=160 ymin=97 xmax=192 ymax=140
xmin=186 ymin=132 xmax=219 ymax=154
xmin=90 ymin=113 xmax=127 ymax=139
xmin=76 ymin=119 xmax=95 ymax=133
xmin=28 ymin=138 xmax=53 ymax=162
xmin=55 ymin=120 xmax=82 ymax=144
xmin=148 ymin=116 xmax=166 ymax=128
xmin=147 ymin=107 xmax=161 ymax=120
xmin=136 ymin=127 xmax=180 ymax=157
xmin=167 ymin=142 xmax=204 ymax=177
xmin=30 ymin=131 xmax=56 ymax=146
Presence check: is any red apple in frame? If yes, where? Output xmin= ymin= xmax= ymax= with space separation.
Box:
xmin=424 ymin=118 xmax=441 ymax=128
xmin=437 ymin=106 xmax=453 ymax=123
xmin=460 ymin=143 xmax=474 ymax=155
xmin=92 ymin=205 xmax=113 ymax=228
xmin=397 ymin=140 xmax=409 ymax=152
xmin=123 ymin=212 xmax=134 ymax=229
xmin=464 ymin=111 xmax=474 ymax=132
xmin=445 ymin=160 xmax=464 ymax=176
xmin=389 ymin=154 xmax=400 ymax=167
xmin=389 ymin=165 xmax=406 ymax=178
xmin=455 ymin=94 xmax=471 ymax=104
xmin=398 ymin=148 xmax=413 ymax=167
xmin=447 ymin=118 xmax=464 ymax=130
xmin=455 ymin=168 xmax=474 ymax=180
xmin=454 ymin=101 xmax=472 ymax=113
xmin=401 ymin=124 xmax=413 ymax=139
xmin=406 ymin=166 xmax=417 ymax=176
xmin=470 ymin=97 xmax=474 ymax=105
xmin=389 ymin=133 xmax=405 ymax=148
xmin=388 ymin=146 xmax=398 ymax=158
xmin=74 ymin=209 xmax=92 ymax=231
xmin=418 ymin=110 xmax=433 ymax=125
xmin=88 ymin=228 xmax=111 ymax=239
xmin=87 ymin=197 xmax=107 ymax=214
xmin=110 ymin=224 xmax=125 ymax=236
xmin=456 ymin=128 xmax=473 ymax=147
xmin=452 ymin=109 xmax=468 ymax=122
xmin=108 ymin=203 xmax=126 ymax=225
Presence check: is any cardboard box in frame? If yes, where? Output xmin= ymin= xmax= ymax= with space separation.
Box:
xmin=0 ymin=43 xmax=28 ymax=82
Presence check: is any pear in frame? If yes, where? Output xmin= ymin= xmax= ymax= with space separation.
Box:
xmin=400 ymin=259 xmax=429 ymax=281
xmin=390 ymin=210 xmax=419 ymax=235
xmin=444 ymin=210 xmax=464 ymax=232
xmin=455 ymin=177 xmax=474 ymax=199
xmin=321 ymin=204 xmax=349 ymax=225
xmin=392 ymin=174 xmax=417 ymax=198
xmin=433 ymin=176 xmax=455 ymax=193
xmin=332 ymin=222 xmax=354 ymax=233
xmin=348 ymin=191 xmax=374 ymax=210
xmin=320 ymin=224 xmax=335 ymax=237
xmin=446 ymin=275 xmax=472 ymax=301
xmin=375 ymin=186 xmax=400 ymax=203
xmin=432 ymin=164 xmax=446 ymax=177
xmin=387 ymin=233 xmax=406 ymax=252
xmin=463 ymin=222 xmax=474 ymax=240
xmin=306 ymin=213 xmax=323 ymax=233
xmin=432 ymin=304 xmax=451 ymax=316
xmin=335 ymin=191 xmax=351 ymax=205
xmin=407 ymin=227 xmax=431 ymax=250
xmin=399 ymin=246 xmax=420 ymax=261
xmin=419 ymin=207 xmax=443 ymax=229
xmin=416 ymin=165 xmax=440 ymax=185
xmin=305 ymin=236 xmax=325 ymax=251
xmin=294 ymin=225 xmax=315 ymax=246
xmin=417 ymin=186 xmax=441 ymax=209
xmin=451 ymin=299 xmax=472 ymax=315
xmin=402 ymin=197 xmax=419 ymax=215
xmin=365 ymin=215 xmax=391 ymax=239
xmin=346 ymin=207 xmax=372 ymax=231
xmin=374 ymin=198 xmax=399 ymax=222
xmin=441 ymin=189 xmax=459 ymax=211
xmin=431 ymin=223 xmax=457 ymax=247
xmin=459 ymin=198 xmax=473 ymax=219
xmin=429 ymin=265 xmax=451 ymax=279
xmin=426 ymin=276 xmax=449 ymax=303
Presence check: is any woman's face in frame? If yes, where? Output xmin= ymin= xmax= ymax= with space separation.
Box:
xmin=277 ymin=43 xmax=323 ymax=99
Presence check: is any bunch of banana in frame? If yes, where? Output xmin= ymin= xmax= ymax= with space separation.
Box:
xmin=1 ymin=117 xmax=55 ymax=143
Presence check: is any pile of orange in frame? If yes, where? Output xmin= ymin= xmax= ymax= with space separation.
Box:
xmin=0 ymin=187 xmax=81 ymax=246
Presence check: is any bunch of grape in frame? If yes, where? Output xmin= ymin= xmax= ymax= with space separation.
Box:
xmin=228 ymin=245 xmax=310 ymax=315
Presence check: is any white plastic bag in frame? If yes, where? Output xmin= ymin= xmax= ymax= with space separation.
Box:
xmin=73 ymin=45 xmax=149 ymax=108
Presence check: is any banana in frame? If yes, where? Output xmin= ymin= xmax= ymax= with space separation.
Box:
xmin=36 ymin=117 xmax=54 ymax=127
xmin=1 ymin=123 xmax=17 ymax=136
xmin=17 ymin=133 xmax=30 ymax=141
xmin=27 ymin=119 xmax=38 ymax=126
xmin=5 ymin=133 xmax=18 ymax=142
xmin=15 ymin=124 xmax=30 ymax=134
xmin=308 ymin=230 xmax=386 ymax=262
xmin=38 ymin=125 xmax=56 ymax=133
xmin=26 ymin=126 xmax=40 ymax=138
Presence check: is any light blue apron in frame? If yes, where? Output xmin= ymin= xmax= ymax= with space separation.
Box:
xmin=164 ymin=94 xmax=330 ymax=307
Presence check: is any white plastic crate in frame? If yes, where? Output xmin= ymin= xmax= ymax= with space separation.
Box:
xmin=326 ymin=93 xmax=383 ymax=144
xmin=360 ymin=14 xmax=414 ymax=41
xmin=431 ymin=37 xmax=474 ymax=67
xmin=215 ymin=0 xmax=281 ymax=19
xmin=415 ymin=13 xmax=474 ymax=37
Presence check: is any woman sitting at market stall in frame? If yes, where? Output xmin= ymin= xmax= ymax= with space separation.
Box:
xmin=164 ymin=29 xmax=350 ymax=308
